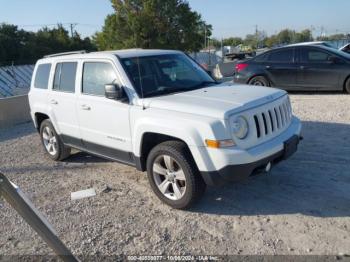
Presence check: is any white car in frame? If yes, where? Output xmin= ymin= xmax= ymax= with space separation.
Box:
xmin=29 ymin=49 xmax=302 ymax=209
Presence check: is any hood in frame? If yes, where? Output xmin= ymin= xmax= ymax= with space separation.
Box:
xmin=144 ymin=83 xmax=286 ymax=119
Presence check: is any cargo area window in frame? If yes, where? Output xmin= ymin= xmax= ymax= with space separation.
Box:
xmin=53 ymin=62 xmax=77 ymax=93
xmin=34 ymin=64 xmax=51 ymax=89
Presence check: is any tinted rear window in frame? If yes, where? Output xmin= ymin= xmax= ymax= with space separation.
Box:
xmin=268 ymin=49 xmax=294 ymax=62
xmin=53 ymin=62 xmax=77 ymax=93
xmin=34 ymin=64 xmax=51 ymax=89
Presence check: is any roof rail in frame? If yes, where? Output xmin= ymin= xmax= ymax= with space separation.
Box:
xmin=44 ymin=50 xmax=87 ymax=58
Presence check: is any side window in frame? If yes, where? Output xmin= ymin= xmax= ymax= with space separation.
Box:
xmin=254 ymin=53 xmax=268 ymax=62
xmin=267 ymin=49 xmax=294 ymax=63
xmin=53 ymin=62 xmax=77 ymax=93
xmin=82 ymin=62 xmax=117 ymax=96
xmin=34 ymin=64 xmax=51 ymax=89
xmin=301 ymin=49 xmax=330 ymax=63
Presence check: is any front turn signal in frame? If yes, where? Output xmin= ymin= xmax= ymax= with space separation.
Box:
xmin=205 ymin=139 xmax=235 ymax=148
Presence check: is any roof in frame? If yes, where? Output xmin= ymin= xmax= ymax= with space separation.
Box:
xmin=38 ymin=49 xmax=183 ymax=63
xmin=287 ymin=41 xmax=326 ymax=47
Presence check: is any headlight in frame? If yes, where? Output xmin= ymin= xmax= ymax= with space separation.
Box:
xmin=232 ymin=116 xmax=249 ymax=139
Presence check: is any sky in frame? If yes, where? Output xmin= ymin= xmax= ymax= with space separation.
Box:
xmin=1 ymin=0 xmax=349 ymax=39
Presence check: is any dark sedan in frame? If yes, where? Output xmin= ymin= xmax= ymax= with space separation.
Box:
xmin=234 ymin=45 xmax=350 ymax=93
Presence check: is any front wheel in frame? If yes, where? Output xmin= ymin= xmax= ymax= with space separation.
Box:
xmin=146 ymin=141 xmax=206 ymax=209
xmin=248 ymin=76 xmax=270 ymax=87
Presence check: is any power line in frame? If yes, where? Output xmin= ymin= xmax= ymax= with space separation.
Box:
xmin=17 ymin=23 xmax=101 ymax=29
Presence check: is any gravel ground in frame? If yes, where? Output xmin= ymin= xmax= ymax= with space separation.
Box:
xmin=0 ymin=94 xmax=350 ymax=258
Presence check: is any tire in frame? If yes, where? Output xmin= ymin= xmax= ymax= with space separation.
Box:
xmin=39 ymin=119 xmax=71 ymax=161
xmin=146 ymin=141 xmax=206 ymax=209
xmin=345 ymin=78 xmax=350 ymax=94
xmin=248 ymin=76 xmax=270 ymax=87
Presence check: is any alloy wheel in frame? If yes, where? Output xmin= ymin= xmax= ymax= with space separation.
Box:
xmin=42 ymin=126 xmax=58 ymax=156
xmin=152 ymin=155 xmax=186 ymax=200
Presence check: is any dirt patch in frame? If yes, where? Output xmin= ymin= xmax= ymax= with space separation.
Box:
xmin=0 ymin=94 xmax=350 ymax=256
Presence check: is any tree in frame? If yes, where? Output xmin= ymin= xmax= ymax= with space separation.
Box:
xmin=94 ymin=0 xmax=212 ymax=52
xmin=0 ymin=23 xmax=96 ymax=65
xmin=317 ymin=33 xmax=347 ymax=41
xmin=222 ymin=37 xmax=243 ymax=47
xmin=295 ymin=29 xmax=313 ymax=43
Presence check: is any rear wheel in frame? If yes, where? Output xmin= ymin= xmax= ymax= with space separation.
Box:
xmin=40 ymin=119 xmax=71 ymax=161
xmin=146 ymin=141 xmax=206 ymax=209
xmin=345 ymin=78 xmax=350 ymax=94
xmin=248 ymin=76 xmax=270 ymax=87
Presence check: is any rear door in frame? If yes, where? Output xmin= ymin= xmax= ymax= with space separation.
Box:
xmin=76 ymin=60 xmax=133 ymax=164
xmin=264 ymin=48 xmax=298 ymax=89
xmin=48 ymin=61 xmax=81 ymax=144
xmin=296 ymin=47 xmax=341 ymax=90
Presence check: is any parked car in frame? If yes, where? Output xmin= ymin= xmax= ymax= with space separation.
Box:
xmin=29 ymin=49 xmax=302 ymax=209
xmin=234 ymin=45 xmax=350 ymax=93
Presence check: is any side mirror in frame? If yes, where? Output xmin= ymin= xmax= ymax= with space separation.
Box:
xmin=105 ymin=84 xmax=125 ymax=100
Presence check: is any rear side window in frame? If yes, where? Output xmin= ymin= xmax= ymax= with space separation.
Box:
xmin=53 ymin=62 xmax=77 ymax=93
xmin=268 ymin=49 xmax=294 ymax=63
xmin=301 ymin=49 xmax=330 ymax=63
xmin=34 ymin=64 xmax=51 ymax=89
xmin=82 ymin=62 xmax=117 ymax=96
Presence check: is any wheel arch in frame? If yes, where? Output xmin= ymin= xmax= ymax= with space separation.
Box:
xmin=343 ymin=75 xmax=350 ymax=92
xmin=247 ymin=74 xmax=272 ymax=86
xmin=34 ymin=112 xmax=49 ymax=132
xmin=136 ymin=132 xmax=196 ymax=172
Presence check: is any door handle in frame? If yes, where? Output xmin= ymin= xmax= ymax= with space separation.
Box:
xmin=81 ymin=105 xmax=91 ymax=111
xmin=265 ymin=65 xmax=271 ymax=69
xmin=50 ymin=99 xmax=58 ymax=105
xmin=300 ymin=66 xmax=307 ymax=70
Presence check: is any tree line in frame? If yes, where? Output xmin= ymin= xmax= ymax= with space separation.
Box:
xmin=212 ymin=29 xmax=350 ymax=49
xmin=0 ymin=23 xmax=96 ymax=66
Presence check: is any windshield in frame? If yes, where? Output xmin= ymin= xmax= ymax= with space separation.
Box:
xmin=120 ymin=53 xmax=216 ymax=98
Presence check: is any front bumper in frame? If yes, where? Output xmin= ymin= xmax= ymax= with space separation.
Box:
xmin=201 ymin=135 xmax=301 ymax=186
xmin=195 ymin=117 xmax=302 ymax=186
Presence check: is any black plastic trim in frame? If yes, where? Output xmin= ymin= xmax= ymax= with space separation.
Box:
xmin=61 ymin=134 xmax=137 ymax=168
xmin=201 ymin=135 xmax=300 ymax=186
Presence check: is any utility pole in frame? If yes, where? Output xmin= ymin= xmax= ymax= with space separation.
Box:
xmin=69 ymin=23 xmax=77 ymax=38
xmin=221 ymin=37 xmax=224 ymax=62
xmin=255 ymin=25 xmax=259 ymax=49
xmin=204 ymin=26 xmax=207 ymax=51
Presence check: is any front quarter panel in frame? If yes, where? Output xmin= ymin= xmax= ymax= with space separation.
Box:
xmin=130 ymin=106 xmax=231 ymax=171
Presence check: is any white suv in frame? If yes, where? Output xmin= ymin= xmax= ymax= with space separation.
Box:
xmin=29 ymin=49 xmax=302 ymax=209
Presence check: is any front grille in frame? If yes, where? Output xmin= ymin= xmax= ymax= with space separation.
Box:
xmin=253 ymin=98 xmax=292 ymax=139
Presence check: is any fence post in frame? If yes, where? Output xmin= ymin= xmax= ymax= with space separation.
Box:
xmin=0 ymin=173 xmax=78 ymax=262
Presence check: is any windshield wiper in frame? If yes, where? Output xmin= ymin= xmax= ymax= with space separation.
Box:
xmin=190 ymin=81 xmax=218 ymax=89
xmin=143 ymin=82 xmax=218 ymax=98
xmin=144 ymin=87 xmax=189 ymax=97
